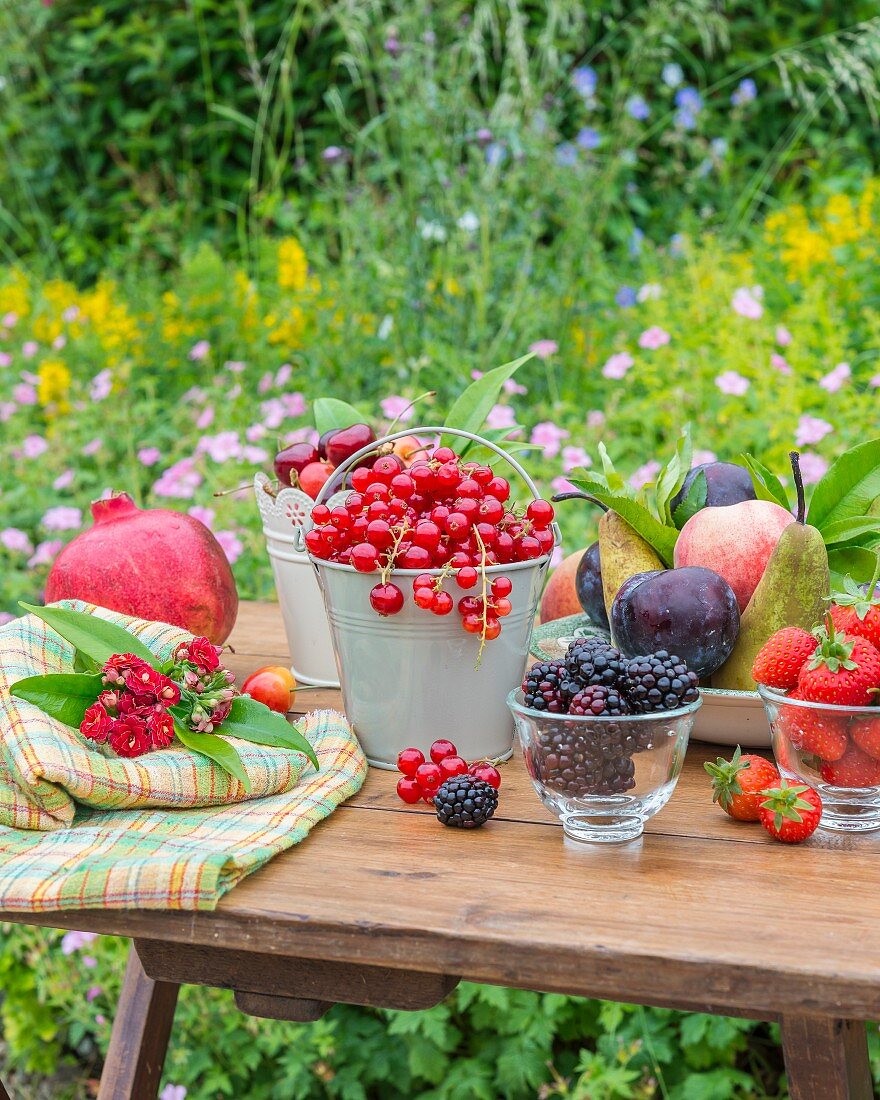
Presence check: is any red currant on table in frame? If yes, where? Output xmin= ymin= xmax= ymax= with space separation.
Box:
xmin=415 ymin=761 xmax=443 ymax=791
xmin=369 ymin=582 xmax=404 ymax=616
xmin=397 ymin=746 xmax=425 ymax=775
xmin=470 ymin=762 xmax=501 ymax=789
xmin=429 ymin=739 xmax=458 ymax=763
xmin=396 ymin=776 xmax=422 ymax=803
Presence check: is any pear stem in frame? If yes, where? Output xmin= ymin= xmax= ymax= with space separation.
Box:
xmin=551 ymin=490 xmax=609 ymax=512
xmin=789 ymin=451 xmax=806 ymax=524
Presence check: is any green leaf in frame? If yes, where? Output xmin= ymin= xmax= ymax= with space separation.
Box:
xmin=175 ymin=723 xmax=251 ymax=793
xmin=313 ymin=397 xmax=366 ymax=436
xmin=225 ymin=696 xmax=319 ymax=770
xmin=672 ymin=468 xmax=708 ymax=528
xmin=655 ymin=425 xmax=693 ymax=525
xmin=828 ymin=546 xmax=880 ymax=590
xmin=441 ymin=352 xmax=534 ymax=451
xmin=73 ymin=650 xmax=101 ymax=674
xmin=19 ymin=603 xmax=156 ymax=665
xmin=597 ymin=443 xmax=625 ymax=491
xmin=741 ymin=454 xmax=792 ymax=510
xmin=821 ymin=515 xmax=880 ymax=546
xmin=568 ymin=474 xmax=678 ymax=565
xmin=808 ymin=438 xmax=880 ymax=531
xmin=10 ymin=673 xmax=104 ymax=729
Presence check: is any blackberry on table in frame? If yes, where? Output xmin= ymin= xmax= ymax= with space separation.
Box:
xmin=569 ymin=684 xmax=630 ymax=717
xmin=434 ymin=776 xmax=498 ymax=828
xmin=623 ymin=651 xmax=699 ymax=713
xmin=563 ymin=640 xmax=626 ymax=693
xmin=522 ymin=661 xmax=570 ymax=712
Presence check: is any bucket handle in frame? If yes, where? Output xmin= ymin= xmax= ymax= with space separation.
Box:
xmin=294 ymin=426 xmax=559 ymax=552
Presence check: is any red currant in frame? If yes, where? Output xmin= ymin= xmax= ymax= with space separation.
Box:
xmin=351 ymin=542 xmax=380 ymax=572
xmin=432 ymin=446 xmax=457 ymax=464
xmin=431 ymin=505 xmax=451 ymax=525
xmin=454 ymin=497 xmax=479 ymax=520
xmin=445 ymin=512 xmax=471 ymax=540
xmin=399 ymin=545 xmax=432 ymax=569
xmin=413 ymin=520 xmax=441 ymax=552
xmin=345 ymin=492 xmax=365 ymax=514
xmin=471 ymin=465 xmax=493 ymax=486
xmin=534 ymin=528 xmax=555 ymax=555
xmin=366 ymin=500 xmax=390 ymax=520
xmin=396 ymin=776 xmax=422 ymax=804
xmin=413 ymin=572 xmax=435 ymax=589
xmin=440 ymin=755 xmax=469 ymax=780
xmin=371 ymin=455 xmax=405 ymax=481
xmin=449 ymin=551 xmax=472 ymax=569
xmin=491 ymin=576 xmax=512 ymax=598
xmin=493 ymin=597 xmax=512 ymax=617
xmin=311 ymin=504 xmax=332 ymax=525
xmin=369 ymin=582 xmax=404 ymax=616
xmin=390 ymin=473 xmax=415 ymax=499
xmin=484 ymin=616 xmax=501 ymax=640
xmin=456 ymin=566 xmax=478 ymax=589
xmin=330 ymin=506 xmax=352 ymax=529
xmin=415 ymin=761 xmax=443 ymax=790
xmin=469 ymin=762 xmax=501 ymax=789
xmin=429 ymin=739 xmax=458 ymax=763
xmin=397 ymin=746 xmax=425 ymax=775
xmin=436 ymin=463 xmax=461 ymax=491
xmin=458 ymin=595 xmax=481 ymax=615
xmin=432 ymin=591 xmax=453 ymax=615
xmin=478 ymin=497 xmax=504 ymax=524
xmin=526 ymin=499 xmax=555 ymax=528
xmin=366 ymin=519 xmax=394 ymax=549
xmin=304 ymin=529 xmax=331 ymax=559
xmin=351 ymin=467 xmax=371 ymax=492
xmin=364 ymin=482 xmax=391 ymax=503
xmin=461 ymin=612 xmax=483 ymax=633
xmin=414 ymin=586 xmax=436 ymax=610
xmin=486 ymin=476 xmax=510 ymax=502
xmin=457 ymin=478 xmax=482 ymax=499
xmin=517 ymin=536 xmax=542 ymax=560
xmin=410 ymin=464 xmax=435 ymax=491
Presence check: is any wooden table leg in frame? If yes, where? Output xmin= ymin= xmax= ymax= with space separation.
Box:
xmin=97 ymin=945 xmax=179 ymax=1100
xmin=0 ymin=1078 xmax=10 ymax=1100
xmin=781 ymin=1014 xmax=874 ymax=1100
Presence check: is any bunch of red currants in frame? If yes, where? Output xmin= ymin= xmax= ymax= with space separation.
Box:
xmin=304 ymin=444 xmax=555 ymax=641
xmin=396 ymin=739 xmax=502 ymax=804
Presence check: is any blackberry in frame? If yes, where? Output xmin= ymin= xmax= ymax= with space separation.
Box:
xmin=527 ymin=721 xmax=636 ymax=796
xmin=522 ymin=661 xmax=570 ymax=712
xmin=623 ymin=650 xmax=699 ymax=713
xmin=434 ymin=776 xmax=498 ymax=828
xmin=569 ymin=684 xmax=630 ymax=717
xmin=563 ymin=640 xmax=626 ymax=693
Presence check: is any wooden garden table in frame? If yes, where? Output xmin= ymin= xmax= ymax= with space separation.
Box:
xmin=1 ymin=601 xmax=877 ymax=1099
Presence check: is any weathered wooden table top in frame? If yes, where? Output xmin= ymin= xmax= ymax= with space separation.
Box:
xmin=7 ymin=601 xmax=879 ymax=1022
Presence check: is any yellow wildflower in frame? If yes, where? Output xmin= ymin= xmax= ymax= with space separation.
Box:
xmin=277 ymin=238 xmax=309 ymax=293
xmin=37 ymin=357 xmax=72 ymax=412
xmin=0 ymin=270 xmax=30 ymax=321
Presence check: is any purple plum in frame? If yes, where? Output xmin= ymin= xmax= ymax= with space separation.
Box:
xmin=671 ymin=461 xmax=756 ymax=515
xmin=610 ymin=566 xmax=740 ymax=679
xmin=575 ymin=542 xmax=609 ymax=629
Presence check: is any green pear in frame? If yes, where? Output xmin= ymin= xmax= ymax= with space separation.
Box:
xmin=599 ymin=510 xmax=666 ymax=619
xmin=713 ymin=452 xmax=829 ymax=690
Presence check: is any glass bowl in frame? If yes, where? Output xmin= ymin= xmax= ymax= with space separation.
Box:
xmin=507 ymin=690 xmax=701 ymax=843
xmin=758 ymin=685 xmax=880 ymax=833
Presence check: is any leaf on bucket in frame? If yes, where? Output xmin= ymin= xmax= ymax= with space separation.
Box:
xmin=440 ymin=352 xmax=534 ymax=454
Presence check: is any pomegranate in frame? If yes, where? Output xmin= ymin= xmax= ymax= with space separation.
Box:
xmin=45 ymin=492 xmax=239 ymax=643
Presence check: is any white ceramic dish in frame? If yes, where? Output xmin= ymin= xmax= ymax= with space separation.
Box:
xmin=691 ymin=687 xmax=769 ymax=748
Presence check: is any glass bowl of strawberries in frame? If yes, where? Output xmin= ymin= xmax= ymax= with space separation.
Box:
xmin=755 ymin=610 xmax=880 ymax=833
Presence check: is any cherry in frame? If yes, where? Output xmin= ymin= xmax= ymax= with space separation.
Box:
xmin=440 ymin=755 xmax=469 ymax=780
xmin=491 ymin=576 xmax=512 ymax=598
xmin=351 ymin=542 xmax=379 ymax=572
xmin=317 ymin=429 xmax=337 ymax=460
xmin=274 ymin=442 xmax=320 ymax=486
xmin=369 ymin=582 xmax=404 ymax=616
xmin=396 ymin=776 xmax=422 ymax=804
xmin=429 ymin=739 xmax=458 ymax=763
xmin=526 ymin=499 xmax=555 ymax=528
xmin=415 ymin=761 xmax=443 ymax=791
xmin=470 ymin=762 xmax=501 ymax=789
xmin=299 ymin=461 xmax=333 ymax=499
xmin=432 ymin=591 xmax=453 ymax=615
xmin=325 ymin=424 xmax=376 ymax=468
xmin=456 ymin=566 xmax=478 ymax=589
xmin=397 ymin=746 xmax=425 ymax=775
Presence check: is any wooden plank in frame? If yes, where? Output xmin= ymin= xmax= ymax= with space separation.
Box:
xmin=781 ymin=1015 xmax=873 ymax=1100
xmin=136 ymin=939 xmax=459 ymax=1010
xmin=234 ymin=991 xmax=330 ymax=1021
xmin=97 ymin=946 xmax=178 ymax=1100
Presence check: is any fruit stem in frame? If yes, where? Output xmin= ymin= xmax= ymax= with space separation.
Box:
xmin=550 ymin=490 xmax=608 ymax=512
xmin=473 ymin=526 xmax=490 ymax=669
xmin=789 ymin=451 xmax=806 ymax=524
xmin=213 ymin=483 xmax=255 ymax=497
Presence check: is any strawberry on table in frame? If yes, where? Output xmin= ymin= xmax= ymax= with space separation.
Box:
xmin=752 ymin=627 xmax=818 ymax=690
xmin=777 ymin=690 xmax=848 ymax=762
xmin=829 ymin=576 xmax=880 ymax=651
xmin=758 ymin=782 xmax=822 ymax=843
xmin=850 ymin=715 xmax=880 ymax=762
xmin=820 ymin=744 xmax=880 ymax=789
xmin=796 ymin=619 xmax=880 ymax=707
xmin=704 ymin=746 xmax=780 ymax=822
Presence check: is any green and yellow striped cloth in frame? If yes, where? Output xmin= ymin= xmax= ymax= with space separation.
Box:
xmin=0 ymin=602 xmax=366 ymax=912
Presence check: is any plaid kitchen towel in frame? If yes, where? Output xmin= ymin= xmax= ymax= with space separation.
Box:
xmin=0 ymin=603 xmax=366 ymax=912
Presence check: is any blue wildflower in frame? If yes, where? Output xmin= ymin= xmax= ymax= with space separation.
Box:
xmin=485 ymin=143 xmax=507 ymax=167
xmin=629 ymin=228 xmax=644 ymax=257
xmin=572 ymin=66 xmax=597 ymax=98
xmin=554 ymin=142 xmax=578 ymax=167
xmin=711 ymin=137 xmax=728 ymax=156
xmin=625 ymin=95 xmax=650 ymax=121
xmin=669 ymin=233 xmax=685 ymax=256
xmin=576 ymin=127 xmax=601 ymax=150
xmin=615 ymin=286 xmax=637 ymax=308
xmin=662 ymin=63 xmax=684 ymax=88
xmin=674 ymin=87 xmax=703 ymax=112
xmin=731 ymin=78 xmax=757 ymax=106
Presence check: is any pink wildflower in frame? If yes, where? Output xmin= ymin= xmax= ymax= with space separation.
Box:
xmin=819 ymin=362 xmax=851 ymax=393
xmin=0 ymin=612 xmax=14 ymax=627
xmin=52 ymin=335 xmax=67 ymax=350
xmin=692 ymin=449 xmax=718 ymax=466
xmin=42 ymin=506 xmax=82 ymax=531
xmin=771 ymin=353 xmax=792 ymax=376
xmin=90 ymin=369 xmax=113 ymax=401
xmin=28 ymin=540 xmax=63 ymax=568
xmin=798 ymin=453 xmax=829 ymax=484
xmin=731 ymin=287 xmax=763 ymax=319
xmin=257 ymin=371 xmax=274 ymax=395
xmin=188 ymin=340 xmax=211 ymax=361
xmin=380 ymin=395 xmax=414 ymax=423
xmin=529 ymin=339 xmax=558 ymax=359
xmin=715 ymin=371 xmax=750 ymax=396
xmin=198 ymin=431 xmax=241 ymax=463
xmin=81 ymin=438 xmax=103 ymax=457
xmin=215 ymin=530 xmax=244 ymax=565
xmin=153 ymin=458 xmax=203 ymax=499
xmin=0 ymin=352 xmax=11 ymax=368
xmin=276 ymin=363 xmax=293 ymax=387
xmin=562 ymin=445 xmax=591 ymax=472
xmin=53 ymin=469 xmax=74 ymax=491
xmin=2 ymin=312 xmax=17 ymax=328
xmin=188 ymin=506 xmax=215 ymax=529
xmin=1 ymin=528 xmax=32 ymax=554
xmin=138 ymin=447 xmax=162 ymax=467
xmin=602 ymin=351 xmax=634 ymax=379
xmin=795 ymin=416 xmax=833 ymax=447
xmin=587 ymin=410 xmax=606 ymax=429
xmin=13 ymin=383 xmax=37 ymax=405
xmin=550 ymin=476 xmax=577 ymax=496
xmin=61 ymin=930 xmax=98 ymax=955
xmin=224 ymin=360 xmax=246 ymax=373
xmin=530 ymin=422 xmax=570 ymax=459
xmin=503 ymin=378 xmax=528 ymax=395
xmin=23 ymin=434 xmax=49 ymax=458
xmin=246 ymin=424 xmax=267 ymax=443
xmin=638 ymin=326 xmax=670 ymax=350
xmin=196 ymin=406 xmax=215 ymax=430
xmin=22 ymin=340 xmax=38 ymax=359
xmin=630 ymin=460 xmax=661 ymax=489
xmin=776 ymin=325 xmax=792 ymax=347
xmin=486 ymin=404 xmax=516 ymax=430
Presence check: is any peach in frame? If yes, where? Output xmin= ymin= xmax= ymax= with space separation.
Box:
xmin=673 ymin=500 xmax=793 ymax=611
xmin=539 ymin=548 xmax=586 ymax=623
xmin=242 ymin=665 xmax=296 ymax=713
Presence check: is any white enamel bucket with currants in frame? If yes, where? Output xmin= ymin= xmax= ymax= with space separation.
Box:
xmin=295 ymin=427 xmax=559 ymax=768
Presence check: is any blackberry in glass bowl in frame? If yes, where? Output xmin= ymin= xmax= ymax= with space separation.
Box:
xmin=507 ymin=667 xmax=700 ymax=843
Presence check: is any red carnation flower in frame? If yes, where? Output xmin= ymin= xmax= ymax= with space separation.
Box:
xmin=124 ymin=663 xmax=181 ymax=706
xmin=187 ymin=637 xmax=220 ymax=673
xmin=209 ymin=698 xmax=233 ymax=727
xmin=98 ymin=689 xmax=121 ymax=713
xmin=108 ymin=713 xmax=153 ymax=758
xmin=147 ymin=707 xmax=175 ymax=750
xmin=101 ymin=653 xmax=145 ymax=686
xmin=80 ymin=702 xmax=112 ymax=744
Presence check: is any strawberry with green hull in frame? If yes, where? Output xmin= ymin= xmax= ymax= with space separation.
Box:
xmin=820 ymin=746 xmax=880 ymax=789
xmin=829 ymin=575 xmax=880 ymax=650
xmin=796 ymin=619 xmax=880 ymax=707
xmin=776 ymin=690 xmax=849 ymax=763
xmin=704 ymin=746 xmax=780 ymax=822
xmin=751 ymin=627 xmax=818 ymax=690
xmin=758 ymin=782 xmax=822 ymax=843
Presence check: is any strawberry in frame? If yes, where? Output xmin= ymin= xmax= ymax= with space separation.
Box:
xmin=850 ymin=715 xmax=880 ymax=761
xmin=796 ymin=619 xmax=880 ymax=707
xmin=704 ymin=745 xmax=780 ymax=822
xmin=829 ymin=576 xmax=880 ymax=651
xmin=776 ymin=690 xmax=848 ymax=762
xmin=752 ymin=627 xmax=818 ymax=689
xmin=758 ymin=782 xmax=822 ymax=844
xmin=820 ymin=744 xmax=880 ymax=788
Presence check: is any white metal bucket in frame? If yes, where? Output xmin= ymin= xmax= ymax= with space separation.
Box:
xmin=295 ymin=427 xmax=558 ymax=767
xmin=255 ymin=474 xmax=339 ymax=687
